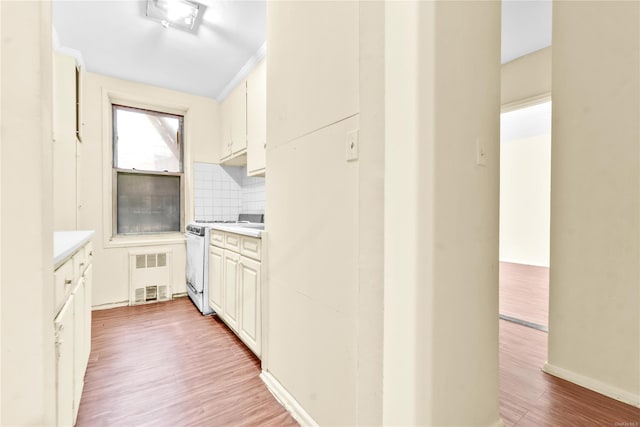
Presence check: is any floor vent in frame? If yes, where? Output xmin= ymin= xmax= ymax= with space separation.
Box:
xmin=129 ymin=250 xmax=173 ymax=306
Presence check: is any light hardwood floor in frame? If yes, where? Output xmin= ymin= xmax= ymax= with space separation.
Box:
xmin=499 ymin=262 xmax=639 ymax=426
xmin=499 ymin=261 xmax=549 ymax=328
xmin=76 ymin=298 xmax=297 ymax=427
xmin=77 ymin=284 xmax=639 ymax=426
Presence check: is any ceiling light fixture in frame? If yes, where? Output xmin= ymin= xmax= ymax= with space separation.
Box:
xmin=146 ymin=0 xmax=203 ymax=33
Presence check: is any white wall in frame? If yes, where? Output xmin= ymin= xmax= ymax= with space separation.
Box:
xmin=265 ymin=2 xmax=362 ymax=424
xmin=547 ymin=0 xmax=640 ymax=406
xmin=1 ymin=2 xmax=56 ymax=425
xmin=384 ymin=2 xmax=501 ymax=425
xmin=500 ymin=102 xmax=551 ymax=267
xmin=78 ymin=72 xmax=220 ymax=307
xmin=267 ymin=1 xmax=500 ymax=425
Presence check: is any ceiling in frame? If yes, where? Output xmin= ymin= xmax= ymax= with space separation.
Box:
xmin=53 ymin=0 xmax=551 ymax=101
xmin=502 ymin=0 xmax=552 ymax=63
xmin=53 ymin=0 xmax=266 ymax=101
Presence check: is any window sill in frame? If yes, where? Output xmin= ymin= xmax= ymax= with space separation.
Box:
xmin=105 ymin=232 xmax=186 ymax=249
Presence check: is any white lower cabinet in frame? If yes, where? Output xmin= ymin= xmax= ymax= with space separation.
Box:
xmin=72 ymin=278 xmax=85 ymax=420
xmin=83 ymin=264 xmax=93 ymax=370
xmin=55 ymin=297 xmax=75 ymax=427
xmin=54 ymin=240 xmax=93 ymax=426
xmin=208 ymin=245 xmax=224 ymax=314
xmin=209 ymin=231 xmax=262 ymax=357
xmin=223 ymin=250 xmax=240 ymax=332
xmin=238 ymin=256 xmax=261 ymax=356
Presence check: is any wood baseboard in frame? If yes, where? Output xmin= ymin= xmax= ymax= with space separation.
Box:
xmin=260 ymin=371 xmax=319 ymax=427
xmin=543 ymin=362 xmax=640 ymax=408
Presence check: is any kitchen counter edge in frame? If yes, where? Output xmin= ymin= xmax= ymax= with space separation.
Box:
xmin=54 ymin=230 xmax=95 ymax=269
xmin=208 ymin=224 xmax=262 ymax=238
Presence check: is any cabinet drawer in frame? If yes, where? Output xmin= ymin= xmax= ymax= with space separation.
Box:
xmin=210 ymin=230 xmax=225 ymax=248
xmin=54 ymin=260 xmax=74 ymax=314
xmin=224 ymin=233 xmax=241 ymax=252
xmin=240 ymin=236 xmax=261 ymax=261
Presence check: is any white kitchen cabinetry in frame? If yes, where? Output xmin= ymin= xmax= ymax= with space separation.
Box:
xmin=220 ymin=82 xmax=247 ymax=164
xmin=54 ymin=297 xmax=75 ymax=427
xmin=54 ymin=238 xmax=93 ymax=426
xmin=72 ymin=278 xmax=85 ymax=412
xmin=222 ymin=250 xmax=241 ymax=332
xmin=53 ymin=53 xmax=83 ymax=230
xmin=208 ymin=245 xmax=224 ymax=315
xmin=246 ymin=59 xmax=266 ymax=176
xmin=53 ymin=53 xmax=76 ymax=144
xmin=238 ymin=256 xmax=261 ymax=355
xmin=209 ymin=230 xmax=262 ymax=357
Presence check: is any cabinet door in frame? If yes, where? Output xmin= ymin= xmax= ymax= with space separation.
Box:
xmin=208 ymin=245 xmax=224 ymax=314
xmin=73 ymin=279 xmax=85 ymax=422
xmin=230 ymin=81 xmax=247 ymax=154
xmin=222 ymin=250 xmax=240 ymax=332
xmin=53 ymin=53 xmax=76 ymax=144
xmin=55 ymin=296 xmax=75 ymax=427
xmin=83 ymin=264 xmax=93 ymax=369
xmin=247 ymin=59 xmax=266 ymax=175
xmin=53 ymin=53 xmax=79 ymax=231
xmin=220 ymin=99 xmax=233 ymax=158
xmin=239 ymin=256 xmax=261 ymax=357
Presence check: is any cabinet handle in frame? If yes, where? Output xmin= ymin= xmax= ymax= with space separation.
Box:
xmin=64 ymin=279 xmax=72 ymax=285
xmin=89 ymin=251 xmax=93 ymax=256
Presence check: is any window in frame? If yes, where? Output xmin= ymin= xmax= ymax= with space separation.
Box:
xmin=113 ymin=105 xmax=184 ymax=235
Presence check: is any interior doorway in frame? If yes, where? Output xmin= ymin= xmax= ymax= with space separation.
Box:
xmin=498 ymin=101 xmax=552 ymax=331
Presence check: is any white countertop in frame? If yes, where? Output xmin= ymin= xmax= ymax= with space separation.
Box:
xmin=54 ymin=230 xmax=95 ymax=269
xmin=209 ymin=224 xmax=263 ymax=238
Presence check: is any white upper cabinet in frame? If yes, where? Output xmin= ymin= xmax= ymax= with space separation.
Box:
xmin=246 ymin=59 xmax=266 ymax=176
xmin=53 ymin=53 xmax=76 ymax=144
xmin=53 ymin=53 xmax=80 ymax=231
xmin=220 ymin=82 xmax=247 ymax=162
xmin=219 ymin=59 xmax=267 ymax=173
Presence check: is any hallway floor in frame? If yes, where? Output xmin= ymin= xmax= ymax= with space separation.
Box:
xmin=499 ymin=261 xmax=549 ymax=328
xmin=76 ymin=292 xmax=639 ymax=426
xmin=499 ymin=262 xmax=639 ymax=426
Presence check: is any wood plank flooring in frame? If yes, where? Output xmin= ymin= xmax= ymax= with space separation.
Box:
xmin=499 ymin=320 xmax=640 ymax=426
xmin=77 ymin=284 xmax=639 ymax=426
xmin=499 ymin=261 xmax=549 ymax=327
xmin=499 ymin=262 xmax=639 ymax=426
xmin=76 ymin=298 xmax=298 ymax=427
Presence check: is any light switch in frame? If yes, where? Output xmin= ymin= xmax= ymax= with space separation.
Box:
xmin=346 ymin=130 xmax=359 ymax=162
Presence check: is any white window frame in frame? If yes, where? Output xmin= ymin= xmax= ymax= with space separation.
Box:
xmin=102 ymin=89 xmax=192 ymax=248
xmin=111 ymin=104 xmax=184 ymax=236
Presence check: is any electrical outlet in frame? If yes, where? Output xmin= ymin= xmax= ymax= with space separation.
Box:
xmin=346 ymin=130 xmax=359 ymax=161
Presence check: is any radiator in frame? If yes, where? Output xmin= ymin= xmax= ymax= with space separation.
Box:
xmin=128 ymin=251 xmax=173 ymax=305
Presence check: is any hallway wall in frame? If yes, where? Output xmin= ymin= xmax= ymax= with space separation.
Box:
xmin=547 ymin=0 xmax=640 ymax=406
xmin=1 ymin=2 xmax=56 ymax=425
xmin=384 ymin=1 xmax=502 ymax=425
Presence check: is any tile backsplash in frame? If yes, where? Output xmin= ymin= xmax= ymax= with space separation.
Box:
xmin=193 ymin=162 xmax=265 ymax=222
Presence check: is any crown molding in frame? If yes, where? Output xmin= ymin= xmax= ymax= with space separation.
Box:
xmin=216 ymin=42 xmax=266 ymax=102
